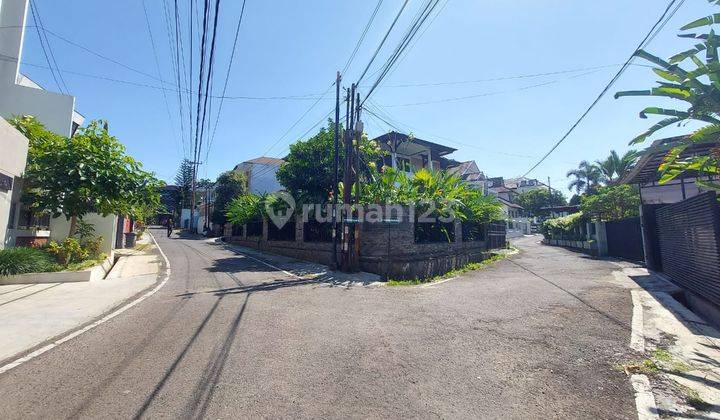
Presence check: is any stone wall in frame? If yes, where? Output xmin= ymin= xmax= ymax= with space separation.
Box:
xmin=226 ymin=210 xmax=501 ymax=280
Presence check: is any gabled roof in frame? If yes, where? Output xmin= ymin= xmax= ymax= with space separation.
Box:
xmin=372 ymin=131 xmax=457 ymax=156
xmin=242 ymin=157 xmax=285 ymax=166
xmin=618 ymin=135 xmax=719 ymax=185
xmin=497 ymin=196 xmax=523 ymax=209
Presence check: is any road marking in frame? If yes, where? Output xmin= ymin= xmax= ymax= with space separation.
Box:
xmin=630 ymin=290 xmax=645 ymax=353
xmin=0 ymin=231 xmax=172 ymax=375
xmin=630 ymin=374 xmax=659 ymax=419
xmin=420 ymin=277 xmax=456 ymax=288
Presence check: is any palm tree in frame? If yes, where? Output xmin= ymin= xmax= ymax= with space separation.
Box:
xmin=567 ymin=160 xmax=602 ymax=194
xmin=614 ymin=6 xmax=720 ymax=192
xmin=595 ymin=150 xmax=640 ymax=183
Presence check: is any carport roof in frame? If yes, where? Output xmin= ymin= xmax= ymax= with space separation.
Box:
xmin=618 ymin=135 xmax=719 ymax=185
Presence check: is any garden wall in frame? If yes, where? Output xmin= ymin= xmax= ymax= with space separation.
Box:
xmin=225 ymin=208 xmax=505 ymax=280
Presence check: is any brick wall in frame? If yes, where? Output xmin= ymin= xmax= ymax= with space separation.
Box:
xmin=227 ymin=206 xmax=500 ymax=280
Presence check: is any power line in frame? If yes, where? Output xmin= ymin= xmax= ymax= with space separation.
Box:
xmin=521 ymin=0 xmax=685 ymax=177
xmin=381 ymin=70 xmax=601 ymax=107
xmin=362 ymin=0 xmax=443 ymax=104
xmin=375 ymin=63 xmax=653 ymax=88
xmin=30 ymin=0 xmax=69 ymax=95
xmin=355 ymin=0 xmax=410 ymax=84
xmin=141 ymin=0 xmax=185 ymax=158
xmin=205 ymin=0 xmax=248 ymax=163
xmin=196 ymin=0 xmax=222 ymax=171
xmin=40 ymin=27 xmax=175 ymax=87
xmin=28 ymin=0 xmax=64 ymax=94
xmin=341 ymin=0 xmax=384 ymax=76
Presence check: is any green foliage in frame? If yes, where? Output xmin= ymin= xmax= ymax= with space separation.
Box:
xmin=580 ymin=185 xmax=640 ymax=221
xmin=276 ymin=121 xmax=384 ymax=204
xmin=595 ymin=150 xmax=640 ymax=182
xmin=541 ymin=212 xmax=588 ymax=240
xmin=225 ymin=193 xmax=266 ymax=226
xmin=515 ymin=189 xmax=567 ymax=217
xmin=387 ymin=253 xmax=508 ymax=286
xmin=211 ymin=170 xmax=246 ymax=225
xmin=46 ymin=237 xmax=88 ymax=267
xmin=360 ymin=167 xmax=503 ymax=224
xmin=615 ymin=3 xmax=720 ymax=192
xmin=0 ymin=247 xmax=60 ymax=276
xmin=175 ymin=159 xmax=195 ymax=208
xmin=9 ymin=116 xmax=162 ymax=230
xmin=566 ymin=160 xmax=603 ymax=194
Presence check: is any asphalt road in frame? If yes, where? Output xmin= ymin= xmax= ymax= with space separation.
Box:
xmin=0 ymin=230 xmax=637 ymax=419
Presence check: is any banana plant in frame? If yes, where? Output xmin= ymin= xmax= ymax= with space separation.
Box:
xmin=615 ymin=1 xmax=720 ymax=191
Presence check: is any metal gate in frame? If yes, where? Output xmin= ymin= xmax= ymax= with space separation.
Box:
xmin=605 ymin=217 xmax=645 ymax=262
xmin=656 ymin=192 xmax=720 ymax=306
xmin=487 ymin=221 xmax=507 ymax=250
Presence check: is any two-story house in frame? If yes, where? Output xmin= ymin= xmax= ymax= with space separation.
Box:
xmin=372 ymin=131 xmax=457 ymax=175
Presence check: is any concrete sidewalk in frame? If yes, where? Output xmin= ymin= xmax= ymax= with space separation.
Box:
xmin=614 ymin=265 xmax=720 ymax=418
xmin=0 ymin=233 xmax=164 ymax=365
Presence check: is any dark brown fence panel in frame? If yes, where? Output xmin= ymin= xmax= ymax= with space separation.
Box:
xmin=487 ymin=221 xmax=507 ymax=250
xmin=656 ymin=192 xmax=720 ymax=306
xmin=268 ymin=221 xmax=296 ymax=241
xmin=605 ymin=217 xmax=644 ymax=262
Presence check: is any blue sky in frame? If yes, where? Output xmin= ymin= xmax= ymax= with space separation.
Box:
xmin=17 ymin=0 xmax=712 ymax=196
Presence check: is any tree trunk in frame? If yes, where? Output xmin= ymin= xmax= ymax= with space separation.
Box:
xmin=68 ymin=215 xmax=78 ymax=238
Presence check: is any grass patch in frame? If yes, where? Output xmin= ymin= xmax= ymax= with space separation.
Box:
xmin=386 ymin=253 xmax=507 ymax=286
xmin=616 ymin=359 xmax=660 ymax=375
xmin=652 ymin=348 xmax=673 ymax=362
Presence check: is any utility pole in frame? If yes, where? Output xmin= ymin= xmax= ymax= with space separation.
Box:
xmin=547 ymin=176 xmax=552 ymax=193
xmin=352 ymin=90 xmax=362 ymax=271
xmin=341 ymin=84 xmax=357 ymax=272
xmin=332 ymin=71 xmax=341 ymax=269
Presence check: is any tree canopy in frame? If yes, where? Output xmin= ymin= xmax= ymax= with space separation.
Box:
xmin=615 ymin=3 xmax=720 ymax=192
xmin=580 ymin=185 xmax=640 ymax=221
xmin=211 ymin=170 xmax=246 ymax=225
xmin=515 ymin=189 xmax=566 ymax=217
xmin=10 ymin=116 xmax=161 ymax=235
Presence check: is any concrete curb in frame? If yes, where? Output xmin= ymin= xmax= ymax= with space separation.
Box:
xmin=0 ymin=231 xmax=170 ymax=375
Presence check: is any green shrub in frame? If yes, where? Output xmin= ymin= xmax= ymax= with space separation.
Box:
xmin=47 ymin=238 xmax=88 ymax=267
xmin=0 ymin=247 xmax=60 ymax=276
xmin=541 ymin=212 xmax=588 ymax=240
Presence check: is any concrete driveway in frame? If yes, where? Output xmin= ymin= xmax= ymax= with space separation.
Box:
xmin=0 ymin=231 xmax=637 ymax=419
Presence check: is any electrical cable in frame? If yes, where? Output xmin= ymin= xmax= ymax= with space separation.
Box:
xmin=520 ymin=0 xmax=685 ymax=177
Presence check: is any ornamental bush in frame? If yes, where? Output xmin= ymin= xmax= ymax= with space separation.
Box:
xmin=0 ymin=247 xmax=60 ymax=276
xmin=540 ymin=212 xmax=588 ymax=240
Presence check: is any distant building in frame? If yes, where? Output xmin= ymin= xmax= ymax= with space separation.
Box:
xmin=447 ymin=160 xmax=486 ymax=192
xmin=234 ymin=157 xmax=285 ymax=194
xmin=503 ymin=177 xmax=549 ymax=194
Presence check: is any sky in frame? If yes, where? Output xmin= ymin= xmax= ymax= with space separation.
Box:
xmin=15 ymin=0 xmax=713 ymax=197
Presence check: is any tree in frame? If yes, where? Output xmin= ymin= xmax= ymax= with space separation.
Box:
xmin=595 ymin=150 xmax=639 ymax=183
xmin=566 ymin=160 xmax=603 ymax=194
xmin=615 ymin=4 xmax=720 ymax=192
xmin=211 ymin=170 xmax=246 ymax=226
xmin=11 ymin=116 xmax=161 ymax=236
xmin=174 ymin=159 xmax=194 ymax=208
xmin=580 ymin=185 xmax=640 ymax=221
xmin=516 ymin=189 xmax=567 ymax=217
xmin=276 ymin=120 xmax=383 ymax=204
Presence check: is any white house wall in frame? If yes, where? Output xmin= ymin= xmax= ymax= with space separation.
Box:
xmin=49 ymin=213 xmax=118 ymax=256
xmin=0 ymin=117 xmax=29 ymax=248
xmin=0 ymin=0 xmax=77 ymax=137
xmin=249 ymin=164 xmax=283 ymax=194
